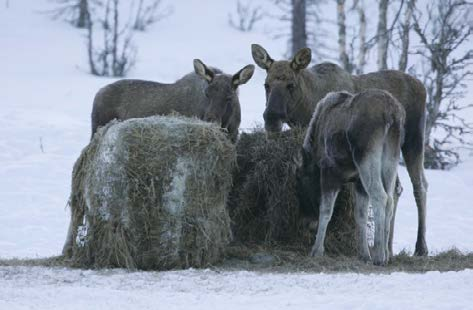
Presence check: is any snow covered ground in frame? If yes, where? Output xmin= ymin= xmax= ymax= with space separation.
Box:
xmin=2 ymin=267 xmax=473 ymax=310
xmin=1 ymin=0 xmax=472 ymax=309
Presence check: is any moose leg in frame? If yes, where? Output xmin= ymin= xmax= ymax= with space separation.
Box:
xmin=384 ymin=196 xmax=394 ymax=261
xmin=389 ymin=178 xmax=403 ymax=256
xmin=379 ymin=153 xmax=399 ymax=262
xmin=382 ymin=181 xmax=396 ymax=261
xmin=310 ymin=169 xmax=340 ymax=257
xmin=367 ymin=187 xmax=388 ymax=265
xmin=357 ymin=158 xmax=388 ymax=266
xmin=402 ymin=145 xmax=428 ymax=256
xmin=354 ymin=180 xmax=371 ymax=262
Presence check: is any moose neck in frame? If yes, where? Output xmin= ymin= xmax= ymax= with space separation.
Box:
xmin=175 ymin=74 xmax=211 ymax=118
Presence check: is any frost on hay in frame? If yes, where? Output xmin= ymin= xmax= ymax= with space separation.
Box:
xmin=228 ymin=128 xmax=358 ymax=256
xmin=67 ymin=116 xmax=235 ymax=270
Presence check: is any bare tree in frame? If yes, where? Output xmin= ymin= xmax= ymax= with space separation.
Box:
xmin=412 ymin=0 xmax=473 ymax=169
xmin=353 ymin=0 xmax=404 ymax=71
xmin=270 ymin=0 xmax=326 ymax=60
xmin=334 ymin=0 xmax=367 ymax=74
xmin=355 ymin=0 xmax=367 ymax=74
xmin=336 ymin=0 xmax=352 ymax=72
xmin=292 ymin=0 xmax=307 ymax=55
xmin=228 ymin=0 xmax=264 ymax=32
xmin=398 ymin=0 xmax=416 ymax=72
xmin=306 ymin=0 xmax=329 ymax=62
xmin=133 ymin=0 xmax=172 ymax=31
xmin=334 ymin=0 xmax=406 ymax=73
xmin=50 ymin=0 xmax=91 ymax=28
xmin=87 ymin=0 xmax=136 ymax=77
xmin=377 ymin=0 xmax=389 ymax=70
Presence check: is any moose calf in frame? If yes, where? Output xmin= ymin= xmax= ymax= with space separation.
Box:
xmin=297 ymin=89 xmax=405 ymax=265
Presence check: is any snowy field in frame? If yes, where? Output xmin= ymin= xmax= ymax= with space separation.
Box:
xmin=1 ymin=267 xmax=473 ymax=310
xmin=1 ymin=0 xmax=473 ymax=309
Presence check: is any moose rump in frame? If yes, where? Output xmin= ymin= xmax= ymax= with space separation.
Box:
xmin=299 ymin=89 xmax=405 ymax=265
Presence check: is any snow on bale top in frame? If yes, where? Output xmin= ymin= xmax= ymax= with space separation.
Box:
xmin=66 ymin=115 xmax=235 ymax=270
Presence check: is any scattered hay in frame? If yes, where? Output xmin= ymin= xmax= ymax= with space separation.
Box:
xmin=3 ymin=249 xmax=472 ymax=273
xmin=0 ymin=256 xmax=66 ymax=268
xmin=228 ymin=128 xmax=357 ymax=256
xmin=66 ymin=116 xmax=235 ymax=270
xmin=222 ymin=245 xmax=473 ymax=273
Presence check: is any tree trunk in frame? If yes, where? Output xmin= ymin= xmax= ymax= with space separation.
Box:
xmin=336 ymin=0 xmax=351 ymax=72
xmin=292 ymin=0 xmax=307 ymax=56
xmin=77 ymin=0 xmax=89 ymax=28
xmin=398 ymin=0 xmax=415 ymax=72
xmin=112 ymin=0 xmax=119 ymax=76
xmin=356 ymin=0 xmax=367 ymax=74
xmin=87 ymin=20 xmax=98 ymax=75
xmin=377 ymin=0 xmax=389 ymax=70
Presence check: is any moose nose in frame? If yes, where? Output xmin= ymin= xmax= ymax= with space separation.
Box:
xmin=264 ymin=87 xmax=288 ymax=121
xmin=263 ymin=109 xmax=286 ymax=121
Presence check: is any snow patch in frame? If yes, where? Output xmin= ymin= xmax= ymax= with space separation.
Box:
xmin=162 ymin=157 xmax=190 ymax=216
xmin=160 ymin=157 xmax=191 ymax=256
xmin=83 ymin=123 xmax=130 ymax=224
xmin=75 ymin=222 xmax=88 ymax=247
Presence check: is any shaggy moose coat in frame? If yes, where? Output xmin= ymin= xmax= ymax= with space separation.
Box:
xmin=91 ymin=60 xmax=254 ymax=142
xmin=299 ymin=89 xmax=405 ymax=265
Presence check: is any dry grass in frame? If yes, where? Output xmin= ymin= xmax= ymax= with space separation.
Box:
xmin=2 ymin=249 xmax=472 ymax=274
xmin=222 ymin=245 xmax=473 ymax=273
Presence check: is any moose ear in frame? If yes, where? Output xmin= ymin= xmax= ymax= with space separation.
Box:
xmin=232 ymin=64 xmax=255 ymax=87
xmin=193 ymin=59 xmax=214 ymax=83
xmin=290 ymin=48 xmax=312 ymax=71
xmin=251 ymin=44 xmax=274 ymax=70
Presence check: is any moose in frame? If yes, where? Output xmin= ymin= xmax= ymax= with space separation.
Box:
xmin=90 ymin=59 xmax=255 ymax=143
xmin=251 ymin=44 xmax=428 ymax=256
xmin=297 ymin=89 xmax=405 ymax=265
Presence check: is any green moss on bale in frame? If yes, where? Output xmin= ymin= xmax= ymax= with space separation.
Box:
xmin=68 ymin=116 xmax=235 ymax=270
xmin=228 ymin=128 xmax=358 ymax=256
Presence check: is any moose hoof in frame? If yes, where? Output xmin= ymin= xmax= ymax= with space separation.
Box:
xmin=310 ymin=248 xmax=324 ymax=257
xmin=414 ymin=240 xmax=428 ymax=256
xmin=359 ymin=254 xmax=372 ymax=263
xmin=373 ymin=258 xmax=387 ymax=266
xmin=414 ymin=237 xmax=429 ymax=256
xmin=372 ymin=251 xmax=387 ymax=266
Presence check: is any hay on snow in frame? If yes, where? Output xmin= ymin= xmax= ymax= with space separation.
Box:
xmin=67 ymin=115 xmax=235 ymax=270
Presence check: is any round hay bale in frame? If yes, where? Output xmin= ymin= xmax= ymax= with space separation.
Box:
xmin=67 ymin=116 xmax=235 ymax=270
xmin=228 ymin=128 xmax=358 ymax=256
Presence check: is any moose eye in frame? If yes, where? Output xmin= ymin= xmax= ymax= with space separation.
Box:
xmin=287 ymin=83 xmax=295 ymax=91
